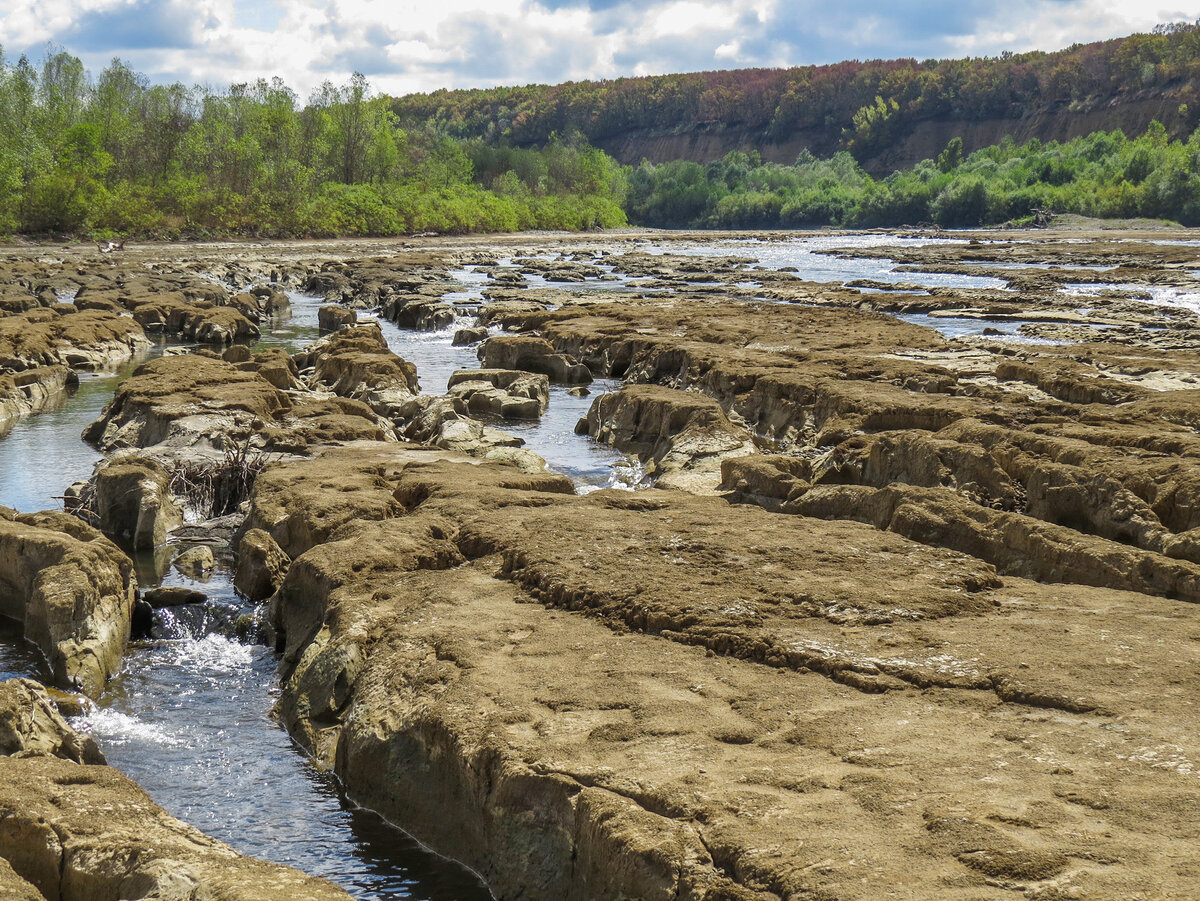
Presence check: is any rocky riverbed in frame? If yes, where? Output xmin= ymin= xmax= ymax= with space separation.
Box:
xmin=1 ymin=227 xmax=1199 ymax=900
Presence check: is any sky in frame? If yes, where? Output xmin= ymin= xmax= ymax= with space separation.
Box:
xmin=0 ymin=0 xmax=1196 ymax=99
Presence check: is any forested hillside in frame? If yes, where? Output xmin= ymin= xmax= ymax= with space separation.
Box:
xmin=392 ymin=23 xmax=1200 ymax=172
xmin=6 ymin=25 xmax=1200 ymax=239
xmin=0 ymin=52 xmax=627 ymax=238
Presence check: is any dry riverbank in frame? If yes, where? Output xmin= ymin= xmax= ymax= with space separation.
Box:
xmin=1 ymin=228 xmax=1199 ymax=899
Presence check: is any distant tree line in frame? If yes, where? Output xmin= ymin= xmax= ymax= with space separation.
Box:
xmin=628 ymin=124 xmax=1200 ymax=228
xmin=0 ymin=49 xmax=628 ymax=238
xmin=391 ymin=23 xmax=1200 ymax=160
xmin=6 ymin=37 xmax=1200 ymax=239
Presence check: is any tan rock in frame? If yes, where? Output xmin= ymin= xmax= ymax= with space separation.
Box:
xmin=0 ymin=678 xmax=105 ymax=764
xmin=0 ymin=755 xmax=352 ymax=901
xmin=0 ymin=513 xmax=135 ymax=695
xmin=93 ymin=455 xmax=181 ymax=549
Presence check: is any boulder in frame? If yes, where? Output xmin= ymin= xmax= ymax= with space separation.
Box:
xmin=452 ymin=326 xmax=489 ymax=346
xmin=0 ymin=678 xmax=105 ymax=764
xmin=318 ymin=305 xmax=357 ymax=332
xmin=234 ymin=529 xmax=291 ymax=602
xmin=0 ymin=513 xmax=135 ymax=695
xmin=93 ymin=455 xmax=181 ymax=549
xmin=173 ymin=545 xmax=215 ymax=577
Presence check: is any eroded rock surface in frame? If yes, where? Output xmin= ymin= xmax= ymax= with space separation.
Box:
xmin=0 ymin=513 xmax=135 ymax=695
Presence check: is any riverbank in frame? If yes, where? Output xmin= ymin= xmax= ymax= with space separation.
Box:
xmin=1 ymin=228 xmax=1199 ymax=899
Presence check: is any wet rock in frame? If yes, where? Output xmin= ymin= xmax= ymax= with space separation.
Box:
xmin=318 ymin=305 xmax=357 ymax=332
xmin=234 ymin=528 xmax=291 ymax=602
xmin=452 ymin=326 xmax=489 ymax=346
xmin=93 ymin=455 xmax=181 ymax=549
xmin=480 ymin=335 xmax=592 ymax=384
xmin=142 ymin=586 xmax=207 ymax=608
xmin=0 ymin=678 xmax=105 ymax=764
xmin=0 ymin=512 xmax=135 ymax=695
xmin=173 ymin=545 xmax=215 ymax=577
xmin=0 ymin=755 xmax=353 ymax=901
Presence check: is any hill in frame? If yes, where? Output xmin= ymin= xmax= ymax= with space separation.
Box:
xmin=391 ymin=23 xmax=1200 ymax=173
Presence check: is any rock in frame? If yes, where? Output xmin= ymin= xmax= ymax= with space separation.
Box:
xmin=296 ymin=323 xmax=418 ymax=413
xmin=0 ymin=678 xmax=105 ymax=764
xmin=222 ymin=344 xmax=253 ymax=364
xmin=566 ymin=385 xmax=590 ymax=397
xmin=234 ymin=528 xmax=291 ymax=602
xmin=0 ymin=308 xmax=149 ymax=372
xmin=318 ymin=305 xmax=357 ymax=332
xmin=381 ymin=295 xmax=455 ymax=330
xmin=252 ymin=446 xmax=1181 ymax=901
xmin=0 ymin=755 xmax=353 ymax=901
xmin=0 ymin=366 xmax=74 ymax=428
xmin=83 ymin=354 xmax=289 ymax=451
xmin=452 ymin=326 xmax=489 ymax=346
xmin=447 ymin=368 xmax=550 ymax=419
xmin=173 ymin=545 xmax=215 ymax=577
xmin=93 ymin=455 xmax=181 ymax=549
xmin=142 ymin=586 xmax=207 ymax=608
xmin=0 ymin=513 xmax=135 ymax=695
xmin=582 ymin=385 xmax=757 ymax=492
xmin=0 ymin=856 xmax=41 ymax=901
xmin=480 ymin=335 xmax=592 ymax=384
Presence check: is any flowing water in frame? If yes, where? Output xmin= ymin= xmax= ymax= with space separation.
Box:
xmin=1 ymin=234 xmax=1192 ymax=898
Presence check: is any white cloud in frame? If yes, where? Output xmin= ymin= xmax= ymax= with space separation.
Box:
xmin=0 ymin=0 xmax=1191 ymax=97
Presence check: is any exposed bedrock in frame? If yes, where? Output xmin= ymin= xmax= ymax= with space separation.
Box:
xmin=83 ymin=352 xmax=389 ymax=455
xmin=580 ymin=384 xmax=756 ymax=492
xmin=236 ymin=443 xmax=1200 ymax=901
xmin=0 ymin=739 xmax=351 ymax=901
xmin=0 ymin=678 xmax=105 ymax=764
xmin=447 ymin=368 xmax=549 ymax=419
xmin=0 ymin=308 xmax=150 ymax=372
xmin=0 ymin=366 xmax=75 ymax=427
xmin=92 ymin=454 xmax=182 ymax=550
xmin=0 ymin=511 xmax=135 ymax=695
xmin=480 ymin=334 xmax=593 ymax=384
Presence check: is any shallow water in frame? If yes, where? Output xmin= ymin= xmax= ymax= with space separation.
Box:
xmin=0 ymin=337 xmax=174 ymax=513
xmin=75 ymin=565 xmax=492 ymax=901
xmin=635 ymin=234 xmax=1009 ymax=291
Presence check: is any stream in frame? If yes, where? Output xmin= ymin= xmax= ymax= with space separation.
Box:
xmin=0 ymin=234 xmax=1190 ymax=899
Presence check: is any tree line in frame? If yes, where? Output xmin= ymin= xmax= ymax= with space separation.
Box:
xmin=6 ymin=41 xmax=1200 ymax=238
xmin=0 ymin=50 xmax=628 ymax=238
xmin=627 ymin=124 xmax=1200 ymax=228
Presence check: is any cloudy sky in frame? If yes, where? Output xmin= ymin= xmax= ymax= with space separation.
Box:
xmin=1 ymin=0 xmax=1195 ymax=99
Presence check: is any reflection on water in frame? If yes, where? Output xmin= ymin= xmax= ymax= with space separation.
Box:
xmin=75 ymin=565 xmax=492 ymax=901
xmin=0 ymin=337 xmax=174 ymax=513
xmin=0 ymin=617 xmax=49 ymax=682
xmin=636 ymin=234 xmax=1010 ymax=291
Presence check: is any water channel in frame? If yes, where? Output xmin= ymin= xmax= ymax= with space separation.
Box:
xmin=0 ymin=233 xmax=1191 ymax=899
